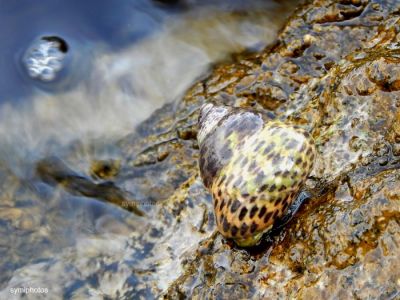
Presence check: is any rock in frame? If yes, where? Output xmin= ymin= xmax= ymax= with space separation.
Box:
xmin=160 ymin=0 xmax=400 ymax=298
xmin=2 ymin=0 xmax=400 ymax=298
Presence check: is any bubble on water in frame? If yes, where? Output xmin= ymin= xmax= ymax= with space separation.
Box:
xmin=23 ymin=36 xmax=69 ymax=82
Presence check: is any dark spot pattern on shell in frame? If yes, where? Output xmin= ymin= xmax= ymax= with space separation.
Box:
xmin=231 ymin=200 xmax=241 ymax=213
xmin=197 ymin=103 xmax=316 ymax=247
xmin=250 ymin=196 xmax=257 ymax=203
xmin=240 ymin=223 xmax=248 ymax=236
xmin=250 ymin=222 xmax=258 ymax=233
xmin=286 ymin=139 xmax=299 ymax=150
xmin=231 ymin=225 xmax=238 ymax=237
xmin=239 ymin=207 xmax=248 ymax=221
xmin=258 ymin=206 xmax=267 ymax=218
xmin=254 ymin=171 xmax=265 ymax=185
xmin=259 ymin=184 xmax=268 ymax=193
xmin=219 ymin=199 xmax=226 ymax=210
xmin=249 ymin=206 xmax=258 ymax=219
xmin=264 ymin=212 xmax=273 ymax=224
xmin=223 ymin=218 xmax=230 ymax=232
xmin=263 ymin=143 xmax=276 ymax=155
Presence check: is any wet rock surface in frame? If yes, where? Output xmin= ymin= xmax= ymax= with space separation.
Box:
xmin=2 ymin=0 xmax=400 ymax=298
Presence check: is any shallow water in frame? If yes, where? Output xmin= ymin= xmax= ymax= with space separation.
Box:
xmin=0 ymin=0 xmax=300 ymax=298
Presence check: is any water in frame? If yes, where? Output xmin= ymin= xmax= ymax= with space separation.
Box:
xmin=0 ymin=0 xmax=300 ymax=297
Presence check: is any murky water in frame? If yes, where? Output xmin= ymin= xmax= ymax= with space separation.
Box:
xmin=0 ymin=0 xmax=300 ymax=298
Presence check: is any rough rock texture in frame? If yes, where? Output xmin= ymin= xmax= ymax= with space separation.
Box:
xmin=1 ymin=0 xmax=400 ymax=299
xmin=159 ymin=0 xmax=400 ymax=298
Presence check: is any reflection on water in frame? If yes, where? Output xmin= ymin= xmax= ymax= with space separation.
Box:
xmin=0 ymin=0 xmax=300 ymax=297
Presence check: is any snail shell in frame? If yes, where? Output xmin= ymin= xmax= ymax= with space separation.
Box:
xmin=198 ymin=103 xmax=316 ymax=247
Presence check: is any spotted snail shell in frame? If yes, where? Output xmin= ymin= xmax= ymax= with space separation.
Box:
xmin=197 ymin=103 xmax=316 ymax=247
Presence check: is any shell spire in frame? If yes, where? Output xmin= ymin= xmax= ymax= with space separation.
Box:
xmin=197 ymin=103 xmax=229 ymax=147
